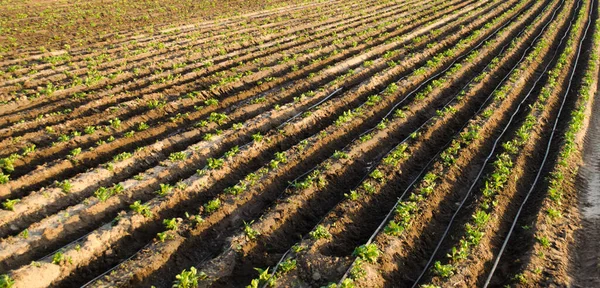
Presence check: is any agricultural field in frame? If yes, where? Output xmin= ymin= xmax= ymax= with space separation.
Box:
xmin=0 ymin=0 xmax=599 ymax=287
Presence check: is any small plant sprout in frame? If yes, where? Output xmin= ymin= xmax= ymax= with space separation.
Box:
xmin=0 ymin=274 xmax=15 ymax=288
xmin=203 ymin=133 xmax=215 ymax=141
xmin=157 ymin=231 xmax=173 ymax=242
xmin=224 ymin=146 xmax=239 ymax=158
xmin=157 ymin=183 xmax=174 ymax=196
xmin=353 ymin=244 xmax=379 ymax=263
xmin=433 ymin=261 xmax=454 ymax=278
xmin=209 ymin=112 xmax=228 ymax=125
xmin=137 ymin=122 xmax=149 ymax=131
xmin=292 ymin=244 xmax=305 ymax=253
xmin=366 ymin=94 xmax=382 ymax=106
xmin=244 ymin=220 xmax=260 ymax=240
xmin=130 ymin=201 xmax=153 ymax=218
xmin=207 ymin=158 xmax=224 ymax=170
xmin=394 ymin=109 xmax=407 ymax=118
xmin=248 ymin=267 xmax=274 ymax=288
xmin=0 ymin=173 xmax=8 ymax=184
xmin=269 ymin=159 xmax=280 ymax=169
xmin=147 ymin=99 xmax=166 ymax=109
xmin=362 ymin=182 xmax=376 ymax=194
xmin=163 ymin=218 xmax=179 ymax=230
xmin=169 ymin=151 xmax=187 ymax=162
xmin=58 ymin=180 xmax=72 ymax=193
xmin=22 ymin=144 xmax=36 ymax=156
xmin=52 ymin=252 xmax=66 ymax=267
xmin=384 ymin=220 xmax=404 ymax=236
xmin=233 ymin=122 xmax=243 ymax=130
xmin=252 ymin=132 xmax=264 ymax=142
xmin=536 ymin=236 xmax=551 ymax=248
xmin=173 ymin=267 xmax=206 ymax=288
xmin=84 ymin=126 xmax=96 ymax=134
xmin=94 ymin=187 xmax=111 ymax=202
xmin=344 ymin=190 xmax=360 ymax=201
xmin=333 ymin=150 xmax=349 ymax=159
xmin=175 ymin=181 xmax=187 ymax=190
xmin=204 ymin=98 xmax=219 ymax=106
xmin=547 ymin=208 xmax=562 ymax=220
xmin=204 ymin=198 xmax=221 ymax=214
xmin=274 ymin=152 xmax=288 ymax=163
xmin=70 ymin=147 xmax=82 ymax=157
xmin=310 ymin=225 xmax=331 ymax=240
xmin=52 ymin=251 xmax=71 ymax=265
xmin=225 ymin=183 xmax=246 ymax=196
xmin=109 ymin=118 xmax=121 ymax=129
xmin=2 ymin=199 xmax=20 ymax=211
xmin=279 ymin=258 xmax=297 ymax=273
xmin=370 ymin=169 xmax=385 ymax=183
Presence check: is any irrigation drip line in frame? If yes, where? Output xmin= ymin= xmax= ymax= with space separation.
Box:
xmin=337 ymin=0 xmax=548 ymax=282
xmin=265 ymin=0 xmax=532 ymax=282
xmin=410 ymin=0 xmax=579 ymax=285
xmin=483 ymin=0 xmax=594 ymax=285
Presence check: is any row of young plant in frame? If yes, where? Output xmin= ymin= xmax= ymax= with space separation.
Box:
xmin=0 ymin=5 xmax=316 ymax=99
xmin=0 ymin=34 xmax=390 ymax=235
xmin=0 ymin=0 xmax=380 ymax=108
xmin=0 ymin=0 xmax=448 ymax=171
xmin=90 ymin=117 xmax=333 ymax=287
xmin=0 ymin=0 xmax=347 ymax=87
xmin=89 ymin=2 xmax=525 ymax=285
xmin=0 ymin=5 xmax=373 ymax=144
xmin=0 ymin=1 xmax=492 ymax=284
xmin=0 ymin=0 xmax=405 ymax=126
xmin=334 ymin=0 xmax=573 ymax=285
xmin=421 ymin=0 xmax=587 ymax=284
xmin=0 ymin=0 xmax=324 ymax=59
xmin=89 ymin=4 xmax=515 ymax=282
xmin=0 ymin=2 xmax=376 ymax=158
xmin=0 ymin=72 xmax=350 ymax=266
xmin=0 ymin=0 xmax=446 ymax=145
xmin=341 ymin=0 xmax=554 ymax=280
xmin=0 ymin=37 xmax=388 ymax=252
xmin=190 ymin=0 xmax=543 ymax=285
xmin=417 ymin=0 xmax=580 ymax=284
xmin=0 ymin=0 xmax=436 ymax=198
xmin=512 ymin=0 xmax=600 ymax=284
xmin=0 ymin=0 xmax=468 ymax=230
xmin=257 ymin=0 xmax=544 ymax=284
xmin=2 ymin=0 xmax=454 ymax=158
xmin=0 ymin=7 xmax=486 ymax=272
xmin=0 ymin=0 xmax=461 ymax=240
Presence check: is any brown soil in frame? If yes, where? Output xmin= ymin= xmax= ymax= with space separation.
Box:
xmin=1 ymin=0 xmax=598 ymax=287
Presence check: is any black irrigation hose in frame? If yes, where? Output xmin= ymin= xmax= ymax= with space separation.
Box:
xmin=59 ymin=0 xmax=502 ymax=285
xmin=0 ymin=0 xmax=413 ymax=122
xmin=337 ymin=0 xmax=548 ymax=282
xmin=73 ymin=84 xmax=347 ymax=288
xmin=482 ymin=0 xmax=594 ymax=285
xmin=263 ymin=0 xmax=533 ymax=282
xmin=267 ymin=0 xmax=503 ymax=213
xmin=35 ymin=0 xmax=512 ymax=282
xmin=38 ymin=1 xmax=477 ymax=276
xmin=276 ymin=87 xmax=344 ymax=129
xmin=80 ymin=244 xmax=150 ymax=287
xmin=3 ymin=0 xmax=480 ymax=281
xmin=31 ymin=81 xmax=344 ymax=259
xmin=410 ymin=0 xmax=579 ymax=286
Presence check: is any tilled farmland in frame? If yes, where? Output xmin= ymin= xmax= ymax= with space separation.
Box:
xmin=0 ymin=0 xmax=599 ymax=287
